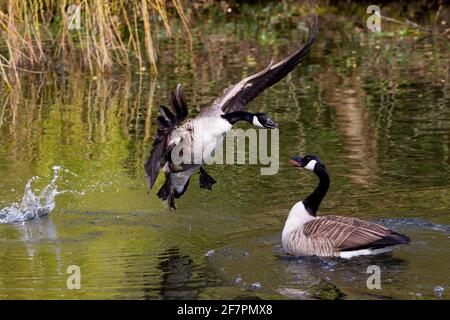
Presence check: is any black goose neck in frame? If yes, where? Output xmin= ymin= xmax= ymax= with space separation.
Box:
xmin=221 ymin=111 xmax=253 ymax=125
xmin=303 ymin=165 xmax=330 ymax=216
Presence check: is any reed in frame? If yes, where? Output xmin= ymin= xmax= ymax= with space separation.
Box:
xmin=0 ymin=0 xmax=191 ymax=88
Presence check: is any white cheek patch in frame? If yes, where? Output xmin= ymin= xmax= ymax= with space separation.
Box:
xmin=304 ymin=159 xmax=317 ymax=171
xmin=252 ymin=116 xmax=264 ymax=128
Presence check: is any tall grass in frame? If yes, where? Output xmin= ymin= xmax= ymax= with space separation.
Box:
xmin=0 ymin=0 xmax=191 ymax=88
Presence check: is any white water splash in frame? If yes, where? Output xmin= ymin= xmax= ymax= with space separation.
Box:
xmin=0 ymin=166 xmax=62 ymax=224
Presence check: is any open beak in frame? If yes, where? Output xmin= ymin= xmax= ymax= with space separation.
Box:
xmin=288 ymin=158 xmax=302 ymax=167
xmin=264 ymin=119 xmax=278 ymax=129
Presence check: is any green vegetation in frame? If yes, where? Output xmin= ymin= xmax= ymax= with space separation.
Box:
xmin=0 ymin=0 xmax=190 ymax=88
xmin=1 ymin=1 xmax=448 ymax=90
xmin=0 ymin=1 xmax=449 ymax=299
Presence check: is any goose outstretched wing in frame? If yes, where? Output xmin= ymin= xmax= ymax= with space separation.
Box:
xmin=144 ymin=84 xmax=188 ymax=190
xmin=213 ymin=15 xmax=320 ymax=114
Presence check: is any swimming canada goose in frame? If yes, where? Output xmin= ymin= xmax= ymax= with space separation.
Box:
xmin=145 ymin=16 xmax=320 ymax=210
xmin=283 ymin=155 xmax=410 ymax=258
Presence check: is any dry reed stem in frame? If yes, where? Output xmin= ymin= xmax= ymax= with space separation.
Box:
xmin=0 ymin=0 xmax=190 ymax=88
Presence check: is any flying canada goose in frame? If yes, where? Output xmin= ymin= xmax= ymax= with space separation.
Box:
xmin=145 ymin=16 xmax=320 ymax=210
xmin=283 ymin=155 xmax=410 ymax=258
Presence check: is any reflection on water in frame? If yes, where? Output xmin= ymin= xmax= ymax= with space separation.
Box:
xmin=157 ymin=248 xmax=199 ymax=300
xmin=0 ymin=10 xmax=449 ymax=299
xmin=19 ymin=217 xmax=59 ymax=258
xmin=327 ymin=75 xmax=377 ymax=186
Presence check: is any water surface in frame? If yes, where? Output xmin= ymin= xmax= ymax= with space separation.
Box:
xmin=0 ymin=16 xmax=449 ymax=299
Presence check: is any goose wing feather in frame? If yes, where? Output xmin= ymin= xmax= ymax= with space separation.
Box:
xmin=302 ymin=215 xmax=408 ymax=252
xmin=212 ymin=15 xmax=319 ymax=114
xmin=144 ymin=84 xmax=189 ymax=190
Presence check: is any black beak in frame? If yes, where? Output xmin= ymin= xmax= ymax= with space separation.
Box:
xmin=264 ymin=118 xmax=278 ymax=129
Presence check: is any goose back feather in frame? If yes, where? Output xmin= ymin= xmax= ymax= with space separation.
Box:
xmin=284 ymin=215 xmax=409 ymax=257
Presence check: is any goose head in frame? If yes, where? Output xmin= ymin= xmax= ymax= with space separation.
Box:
xmin=288 ymin=154 xmax=325 ymax=172
xmin=252 ymin=113 xmax=278 ymax=129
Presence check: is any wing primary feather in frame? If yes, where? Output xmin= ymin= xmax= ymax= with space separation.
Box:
xmin=159 ymin=106 xmax=175 ymax=123
xmin=168 ymin=90 xmax=181 ymax=116
xmin=176 ymin=84 xmax=188 ymax=119
xmin=217 ymin=14 xmax=320 ymax=114
xmin=144 ymin=86 xmax=189 ymax=190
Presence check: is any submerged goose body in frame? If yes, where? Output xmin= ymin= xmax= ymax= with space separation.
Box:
xmin=145 ymin=16 xmax=320 ymax=209
xmin=283 ymin=155 xmax=410 ymax=258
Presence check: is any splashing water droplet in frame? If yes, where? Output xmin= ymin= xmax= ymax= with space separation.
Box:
xmin=205 ymin=250 xmax=215 ymax=258
xmin=251 ymin=282 xmax=262 ymax=291
xmin=434 ymin=286 xmax=445 ymax=297
xmin=0 ymin=166 xmax=62 ymax=224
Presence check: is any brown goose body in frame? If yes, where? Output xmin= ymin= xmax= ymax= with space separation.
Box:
xmin=283 ymin=155 xmax=409 ymax=258
xmin=282 ymin=210 xmax=409 ymax=258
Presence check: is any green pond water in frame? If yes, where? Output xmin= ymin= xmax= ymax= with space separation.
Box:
xmin=0 ymin=18 xmax=449 ymax=299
